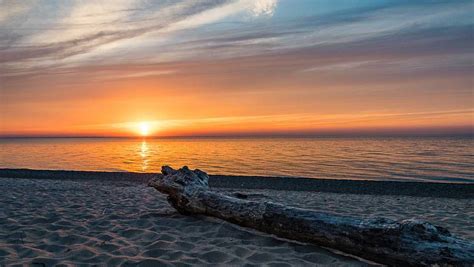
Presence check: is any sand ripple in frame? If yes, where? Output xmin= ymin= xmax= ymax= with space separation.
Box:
xmin=0 ymin=178 xmax=366 ymax=266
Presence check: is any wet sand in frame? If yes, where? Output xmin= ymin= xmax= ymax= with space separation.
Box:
xmin=1 ymin=168 xmax=473 ymax=198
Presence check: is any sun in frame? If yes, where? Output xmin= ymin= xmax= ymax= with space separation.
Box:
xmin=138 ymin=122 xmax=151 ymax=136
xmin=130 ymin=121 xmax=159 ymax=137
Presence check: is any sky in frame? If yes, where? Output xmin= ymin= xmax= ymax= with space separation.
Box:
xmin=0 ymin=0 xmax=473 ymax=137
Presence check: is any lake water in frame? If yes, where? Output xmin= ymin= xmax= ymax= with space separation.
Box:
xmin=0 ymin=137 xmax=472 ymax=183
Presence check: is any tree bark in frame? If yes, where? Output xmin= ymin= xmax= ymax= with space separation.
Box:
xmin=148 ymin=166 xmax=474 ymax=266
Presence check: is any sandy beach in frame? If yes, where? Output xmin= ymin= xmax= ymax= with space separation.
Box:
xmin=0 ymin=171 xmax=473 ymax=266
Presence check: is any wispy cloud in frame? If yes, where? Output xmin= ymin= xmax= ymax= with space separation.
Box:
xmin=301 ymin=61 xmax=376 ymax=73
xmin=1 ymin=0 xmax=280 ymax=77
xmin=1 ymin=0 xmax=472 ymax=81
xmin=103 ymin=70 xmax=176 ymax=80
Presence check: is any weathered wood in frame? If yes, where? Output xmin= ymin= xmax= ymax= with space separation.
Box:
xmin=149 ymin=166 xmax=474 ymax=266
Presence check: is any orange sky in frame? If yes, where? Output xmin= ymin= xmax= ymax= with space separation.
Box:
xmin=1 ymin=1 xmax=473 ymax=137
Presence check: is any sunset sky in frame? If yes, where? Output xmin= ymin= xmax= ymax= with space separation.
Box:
xmin=1 ymin=0 xmax=473 ymax=137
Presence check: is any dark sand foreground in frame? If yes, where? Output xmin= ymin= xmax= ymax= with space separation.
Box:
xmin=0 ymin=169 xmax=473 ymax=266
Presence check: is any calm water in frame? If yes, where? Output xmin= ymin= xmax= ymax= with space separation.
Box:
xmin=0 ymin=137 xmax=473 ymax=183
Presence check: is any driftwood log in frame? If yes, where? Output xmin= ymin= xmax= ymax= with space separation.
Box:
xmin=148 ymin=166 xmax=474 ymax=266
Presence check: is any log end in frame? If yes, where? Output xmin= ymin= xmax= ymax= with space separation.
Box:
xmin=149 ymin=166 xmax=209 ymax=191
xmin=148 ymin=166 xmax=210 ymax=213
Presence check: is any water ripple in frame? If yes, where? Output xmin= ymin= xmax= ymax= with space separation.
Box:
xmin=0 ymin=137 xmax=472 ymax=183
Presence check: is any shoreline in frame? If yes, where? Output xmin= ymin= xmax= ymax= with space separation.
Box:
xmin=1 ymin=168 xmax=473 ymax=199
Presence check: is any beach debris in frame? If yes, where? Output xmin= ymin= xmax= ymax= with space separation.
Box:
xmin=233 ymin=192 xmax=248 ymax=199
xmin=149 ymin=166 xmax=474 ymax=266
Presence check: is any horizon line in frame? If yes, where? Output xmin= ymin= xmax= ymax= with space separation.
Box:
xmin=1 ymin=125 xmax=473 ymax=139
xmin=1 ymin=133 xmax=473 ymax=139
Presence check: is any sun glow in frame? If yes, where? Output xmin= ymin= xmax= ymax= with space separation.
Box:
xmin=138 ymin=122 xmax=151 ymax=136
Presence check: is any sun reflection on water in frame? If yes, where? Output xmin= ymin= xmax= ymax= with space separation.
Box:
xmin=1 ymin=138 xmax=472 ymax=183
xmin=140 ymin=140 xmax=149 ymax=171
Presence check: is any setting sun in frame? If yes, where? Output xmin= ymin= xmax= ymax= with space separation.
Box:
xmin=138 ymin=122 xmax=151 ymax=136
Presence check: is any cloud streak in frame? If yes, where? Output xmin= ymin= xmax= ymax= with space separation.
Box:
xmin=1 ymin=0 xmax=280 ymax=75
